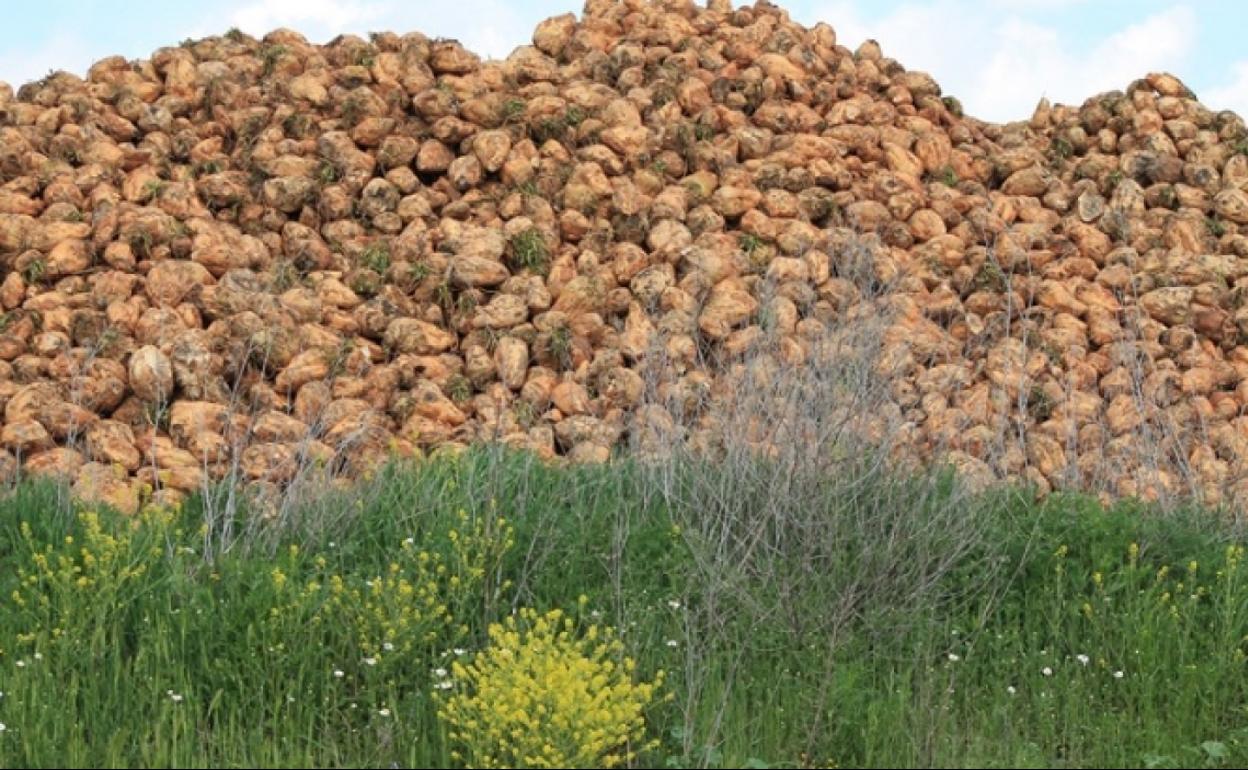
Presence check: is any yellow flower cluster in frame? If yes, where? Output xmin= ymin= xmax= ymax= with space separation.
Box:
xmin=4 ymin=509 xmax=185 ymax=660
xmin=438 ymin=607 xmax=664 ymax=769
xmin=263 ymin=511 xmax=515 ymax=667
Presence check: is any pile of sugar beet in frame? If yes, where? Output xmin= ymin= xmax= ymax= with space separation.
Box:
xmin=1 ymin=0 xmax=1248 ymax=513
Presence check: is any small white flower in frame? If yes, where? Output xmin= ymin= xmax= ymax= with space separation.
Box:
xmin=434 ymin=667 xmax=448 ymax=678
xmin=665 ymin=639 xmax=679 ymax=648
xmin=15 ymin=661 xmax=24 ymax=668
xmin=1042 ymin=666 xmax=1053 ymax=677
xmin=434 ymin=680 xmax=453 ymax=690
xmin=667 ymin=599 xmax=682 ymax=610
xmin=32 ymin=653 xmax=42 ymax=661
xmin=452 ymin=648 xmax=466 ymax=656
xmin=403 ymin=537 xmax=414 ymax=546
xmin=170 ymin=693 xmax=183 ymax=703
xmin=333 ymin=669 xmax=345 ymax=678
xmin=1006 ymin=686 xmax=1016 ymax=695
xmin=1075 ymin=654 xmax=1089 ymax=666
xmin=0 ymin=722 xmax=6 ymax=732
xmin=1114 ymin=670 xmax=1124 ymax=679
xmin=947 ymin=653 xmax=960 ymax=662
xmin=287 ymin=695 xmax=295 ymax=703
xmin=378 ymin=708 xmax=391 ymax=717
xmin=383 ymin=642 xmax=395 ymax=652
xmin=363 ymin=657 xmax=377 ymax=666
xmin=590 ymin=610 xmax=602 ymax=619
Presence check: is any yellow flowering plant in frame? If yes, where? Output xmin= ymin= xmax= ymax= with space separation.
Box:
xmin=437 ymin=606 xmax=664 ymax=769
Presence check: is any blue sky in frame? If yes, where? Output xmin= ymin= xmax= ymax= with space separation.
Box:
xmin=0 ymin=1 xmax=1244 ymax=122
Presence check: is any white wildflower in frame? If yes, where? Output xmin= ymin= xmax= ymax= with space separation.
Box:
xmin=0 ymin=723 xmax=6 ymax=732
xmin=1042 ymin=666 xmax=1053 ymax=677
xmin=434 ymin=680 xmax=453 ymax=690
xmin=1075 ymin=654 xmax=1090 ymax=666
xmin=1006 ymin=686 xmax=1016 ymax=695
xmin=32 ymin=653 xmax=42 ymax=661
xmin=378 ymin=708 xmax=391 ymax=717
xmin=667 ymin=599 xmax=682 ymax=610
xmin=333 ymin=669 xmax=345 ymax=678
xmin=434 ymin=667 xmax=448 ymax=678
xmin=947 ymin=653 xmax=960 ymax=662
xmin=383 ymin=642 xmax=395 ymax=652
xmin=363 ymin=657 xmax=377 ymax=666
xmin=452 ymin=648 xmax=466 ymax=656
xmin=1114 ymin=670 xmax=1124 ymax=679
xmin=665 ymin=639 xmax=679 ymax=648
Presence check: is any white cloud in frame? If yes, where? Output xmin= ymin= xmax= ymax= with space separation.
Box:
xmin=986 ymin=0 xmax=1089 ymax=9
xmin=400 ymin=1 xmax=537 ymax=60
xmin=800 ymin=2 xmax=1197 ymax=122
xmin=218 ymin=0 xmax=539 ymax=60
xmin=1202 ymin=60 xmax=1248 ymax=118
xmin=0 ymin=33 xmax=92 ymax=87
xmin=228 ymin=0 xmax=387 ymax=37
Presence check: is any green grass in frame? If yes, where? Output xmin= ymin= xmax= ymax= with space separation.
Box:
xmin=1 ymin=450 xmax=1247 ymax=768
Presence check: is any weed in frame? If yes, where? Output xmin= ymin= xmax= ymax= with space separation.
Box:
xmin=446 ymin=374 xmax=472 ymax=404
xmin=549 ymin=323 xmax=573 ymax=369
xmin=510 ymin=228 xmax=550 ymax=275
xmin=316 ymin=159 xmax=340 ymax=186
xmin=261 ymin=44 xmax=288 ymax=77
xmin=931 ymin=165 xmax=958 ymax=187
xmin=359 ymin=242 xmax=391 ymax=273
xmin=283 ymin=112 xmax=312 ymax=138
xmin=22 ymin=258 xmax=46 ymax=284
xmin=141 ymin=179 xmax=166 ymax=202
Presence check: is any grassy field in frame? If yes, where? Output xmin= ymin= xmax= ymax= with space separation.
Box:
xmin=1 ymin=447 xmax=1247 ymax=768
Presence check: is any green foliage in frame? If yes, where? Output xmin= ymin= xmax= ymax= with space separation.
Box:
xmin=438 ymin=606 xmax=664 ymax=768
xmin=446 ymin=374 xmax=472 ymax=404
xmin=21 ymin=258 xmax=46 ymax=284
xmin=548 ymin=324 xmax=573 ymax=369
xmin=2 ymin=453 xmax=1248 ymax=768
xmin=510 ymin=228 xmax=550 ymax=275
xmin=141 ymin=179 xmax=166 ymax=202
xmin=260 ymin=44 xmax=287 ymax=77
xmin=359 ymin=242 xmax=391 ymax=273
xmin=501 ymin=98 xmax=526 ymax=123
xmin=1048 ymin=135 xmax=1075 ymax=166
xmin=316 ymin=159 xmax=340 ymax=185
xmin=282 ymin=112 xmax=312 ymax=138
xmin=931 ymin=164 xmax=959 ymax=187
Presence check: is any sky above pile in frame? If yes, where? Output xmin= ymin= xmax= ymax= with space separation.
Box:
xmin=0 ymin=1 xmax=1244 ymax=122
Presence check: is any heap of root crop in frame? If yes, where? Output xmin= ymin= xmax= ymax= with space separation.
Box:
xmin=1 ymin=0 xmax=1247 ymax=511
